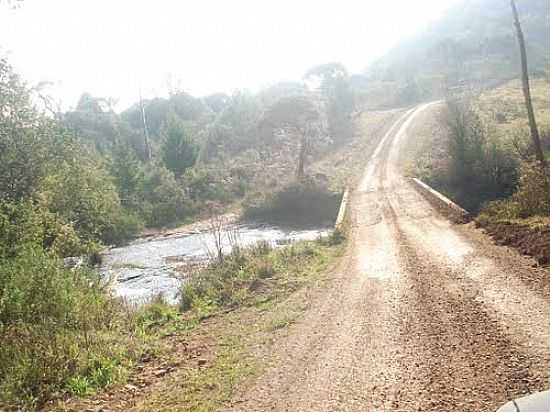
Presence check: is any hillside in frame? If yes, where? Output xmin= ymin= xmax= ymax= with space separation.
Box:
xmin=355 ymin=0 xmax=550 ymax=109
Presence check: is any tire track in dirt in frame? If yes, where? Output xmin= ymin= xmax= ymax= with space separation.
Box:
xmin=227 ymin=103 xmax=550 ymax=412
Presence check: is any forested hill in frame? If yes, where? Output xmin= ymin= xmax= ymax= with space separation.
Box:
xmin=355 ymin=0 xmax=550 ymax=108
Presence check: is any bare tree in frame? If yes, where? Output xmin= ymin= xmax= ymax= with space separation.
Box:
xmin=511 ymin=0 xmax=545 ymax=166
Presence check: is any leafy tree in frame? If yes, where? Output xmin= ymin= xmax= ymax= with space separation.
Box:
xmin=139 ymin=163 xmax=186 ymax=227
xmin=40 ymin=146 xmax=123 ymax=244
xmin=160 ymin=113 xmax=198 ymax=178
xmin=0 ymin=58 xmax=52 ymax=201
xmin=205 ymin=91 xmax=263 ymax=159
xmin=445 ymin=97 xmax=518 ymax=211
xmin=65 ymin=93 xmax=120 ymax=154
xmin=305 ymin=63 xmax=355 ymax=143
xmin=203 ymin=93 xmax=231 ymax=114
xmin=262 ymin=95 xmax=320 ymax=178
xmin=111 ymin=141 xmax=143 ymax=206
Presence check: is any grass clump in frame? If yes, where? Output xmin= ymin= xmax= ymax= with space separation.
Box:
xmin=179 ymin=236 xmax=343 ymax=317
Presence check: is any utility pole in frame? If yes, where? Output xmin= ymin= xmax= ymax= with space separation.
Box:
xmin=139 ymin=88 xmax=152 ymax=162
xmin=511 ymin=0 xmax=545 ymax=167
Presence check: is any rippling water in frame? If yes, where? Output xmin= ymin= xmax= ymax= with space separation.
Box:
xmin=101 ymin=224 xmax=330 ymax=304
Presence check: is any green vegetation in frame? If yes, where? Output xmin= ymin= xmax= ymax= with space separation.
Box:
xmin=0 ymin=246 xmax=171 ymax=408
xmin=0 ymin=53 xmax=355 ymax=409
xmin=47 ymin=235 xmax=344 ymax=412
xmin=404 ymin=75 xmax=550 ymax=226
xmin=179 ymin=235 xmax=344 ymax=318
xmin=243 ymin=179 xmax=342 ymax=227
xmin=139 ymin=236 xmax=344 ymax=412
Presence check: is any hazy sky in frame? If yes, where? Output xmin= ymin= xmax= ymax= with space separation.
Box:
xmin=0 ymin=0 xmax=458 ymax=110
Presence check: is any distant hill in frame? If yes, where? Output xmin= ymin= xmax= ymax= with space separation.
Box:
xmin=355 ymin=0 xmax=550 ymax=109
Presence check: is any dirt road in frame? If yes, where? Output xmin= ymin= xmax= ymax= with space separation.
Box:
xmin=227 ymin=104 xmax=550 ymax=411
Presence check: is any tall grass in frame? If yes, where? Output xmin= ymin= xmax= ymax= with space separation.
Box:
xmin=180 ymin=234 xmax=344 ymax=316
xmin=0 ymin=248 xmax=157 ymax=409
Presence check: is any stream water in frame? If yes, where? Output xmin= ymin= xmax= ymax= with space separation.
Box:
xmin=101 ymin=223 xmax=330 ymax=304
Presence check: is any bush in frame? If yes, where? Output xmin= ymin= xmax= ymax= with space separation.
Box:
xmin=244 ymin=178 xmax=342 ymax=226
xmin=513 ymin=162 xmax=550 ymax=217
xmin=101 ymin=209 xmax=144 ymax=246
xmin=139 ymin=163 xmax=187 ymax=227
xmin=438 ymin=98 xmax=519 ymax=213
xmin=480 ymin=162 xmax=550 ymax=221
xmin=178 ymin=237 xmax=337 ymax=316
xmin=0 ymin=200 xmax=86 ymax=259
xmin=0 ymin=248 xmax=137 ymax=408
xmin=181 ymin=167 xmax=234 ymax=205
xmin=40 ymin=148 xmax=124 ymax=245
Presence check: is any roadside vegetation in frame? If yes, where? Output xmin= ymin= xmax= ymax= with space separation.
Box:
xmin=403 ymin=76 xmax=550 ymax=264
xmin=49 ymin=234 xmax=345 ymax=412
xmin=405 ymin=78 xmax=550 ymax=213
xmin=0 ymin=52 xmax=357 ymax=410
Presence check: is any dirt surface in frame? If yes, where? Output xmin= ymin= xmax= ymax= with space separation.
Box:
xmin=226 ymin=104 xmax=550 ymax=411
xmin=478 ymin=220 xmax=550 ymax=266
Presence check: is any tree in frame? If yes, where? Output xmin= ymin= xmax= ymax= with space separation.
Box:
xmin=511 ymin=0 xmax=545 ymax=166
xmin=0 ymin=58 xmax=54 ymax=201
xmin=65 ymin=93 xmax=120 ymax=154
xmin=304 ymin=63 xmax=355 ymax=143
xmin=160 ymin=113 xmax=198 ymax=178
xmin=111 ymin=141 xmax=142 ymax=206
xmin=262 ymin=95 xmax=320 ymax=179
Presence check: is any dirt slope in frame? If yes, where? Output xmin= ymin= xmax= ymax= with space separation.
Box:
xmin=226 ymin=104 xmax=550 ymax=412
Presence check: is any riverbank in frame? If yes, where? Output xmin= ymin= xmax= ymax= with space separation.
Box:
xmin=138 ymin=212 xmax=240 ymax=243
xmin=47 ymin=236 xmax=345 ymax=411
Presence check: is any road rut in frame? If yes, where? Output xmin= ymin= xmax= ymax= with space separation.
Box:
xmin=227 ymin=104 xmax=550 ymax=412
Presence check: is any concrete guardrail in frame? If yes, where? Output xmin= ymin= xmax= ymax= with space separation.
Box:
xmin=411 ymin=178 xmax=471 ymax=224
xmin=335 ymin=189 xmax=350 ymax=230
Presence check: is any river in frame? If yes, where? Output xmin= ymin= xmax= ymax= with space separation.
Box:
xmin=101 ymin=223 xmax=330 ymax=305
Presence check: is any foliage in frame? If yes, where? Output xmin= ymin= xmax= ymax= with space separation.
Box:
xmin=110 ymin=140 xmax=143 ymax=208
xmin=40 ymin=146 xmax=126 ymax=245
xmin=0 ymin=58 xmax=53 ymax=202
xmin=480 ymin=161 xmax=550 ymax=222
xmin=305 ymin=63 xmax=355 ymax=143
xmin=160 ymin=113 xmax=198 ymax=178
xmin=138 ymin=163 xmax=187 ymax=227
xmin=0 ymin=200 xmax=84 ymax=259
xmin=262 ymin=95 xmax=321 ymax=177
xmin=441 ymin=98 xmax=519 ymax=212
xmin=244 ymin=178 xmax=342 ymax=226
xmin=179 ymin=238 xmax=336 ymax=316
xmin=182 ymin=167 xmax=236 ymax=205
xmin=0 ymin=248 xmax=142 ymax=408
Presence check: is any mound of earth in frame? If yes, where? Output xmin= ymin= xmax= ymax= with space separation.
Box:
xmin=477 ymin=221 xmax=550 ymax=266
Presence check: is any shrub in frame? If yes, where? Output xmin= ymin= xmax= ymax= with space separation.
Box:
xmin=513 ymin=162 xmax=550 ymax=217
xmin=244 ymin=178 xmax=342 ymax=226
xmin=101 ymin=209 xmax=144 ymax=246
xmin=178 ymin=238 xmax=336 ymax=316
xmin=0 ymin=200 xmax=86 ymax=259
xmin=0 ymin=248 xmax=137 ymax=408
xmin=139 ymin=163 xmax=187 ymax=227
xmin=480 ymin=162 xmax=550 ymax=221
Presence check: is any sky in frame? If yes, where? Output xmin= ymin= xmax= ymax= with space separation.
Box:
xmin=0 ymin=0 xmax=459 ymax=111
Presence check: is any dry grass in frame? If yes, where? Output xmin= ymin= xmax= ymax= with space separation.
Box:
xmin=477 ymin=78 xmax=550 ymax=137
xmin=311 ymin=109 xmax=404 ymax=191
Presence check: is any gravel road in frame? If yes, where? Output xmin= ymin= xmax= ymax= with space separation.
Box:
xmin=226 ymin=104 xmax=550 ymax=412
